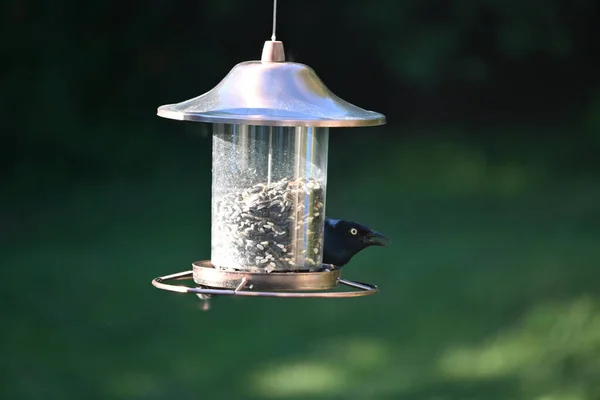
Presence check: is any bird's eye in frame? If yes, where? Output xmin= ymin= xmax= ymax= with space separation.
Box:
xmin=350 ymin=228 xmax=358 ymax=235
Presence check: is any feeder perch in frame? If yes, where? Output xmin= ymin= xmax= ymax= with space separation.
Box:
xmin=151 ymin=22 xmax=386 ymax=309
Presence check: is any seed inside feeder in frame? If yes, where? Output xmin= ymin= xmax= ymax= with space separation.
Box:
xmin=213 ymin=176 xmax=325 ymax=272
xmin=210 ymin=124 xmax=329 ymax=272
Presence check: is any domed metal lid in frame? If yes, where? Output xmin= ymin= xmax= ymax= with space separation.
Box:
xmin=157 ymin=41 xmax=386 ymax=127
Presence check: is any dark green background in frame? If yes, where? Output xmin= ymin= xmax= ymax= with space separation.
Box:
xmin=3 ymin=1 xmax=600 ymax=399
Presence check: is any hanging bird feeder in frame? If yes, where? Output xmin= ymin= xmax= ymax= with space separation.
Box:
xmin=151 ymin=2 xmax=386 ymax=309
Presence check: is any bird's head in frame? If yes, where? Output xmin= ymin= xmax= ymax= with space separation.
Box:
xmin=323 ymin=217 xmax=389 ymax=267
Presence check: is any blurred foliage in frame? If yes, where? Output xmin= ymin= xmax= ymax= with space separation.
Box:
xmin=353 ymin=0 xmax=594 ymax=84
xmin=2 ymin=1 xmax=600 ymax=399
xmin=2 ymin=0 xmax=599 ymax=184
xmin=3 ymin=153 xmax=600 ymax=399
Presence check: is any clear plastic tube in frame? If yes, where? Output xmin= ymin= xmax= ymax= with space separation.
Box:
xmin=211 ymin=123 xmax=328 ymax=272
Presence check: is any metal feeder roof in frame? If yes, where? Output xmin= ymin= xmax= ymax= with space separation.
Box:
xmin=157 ymin=41 xmax=386 ymax=127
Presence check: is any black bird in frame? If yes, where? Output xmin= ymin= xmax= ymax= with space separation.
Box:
xmin=323 ymin=217 xmax=389 ymax=268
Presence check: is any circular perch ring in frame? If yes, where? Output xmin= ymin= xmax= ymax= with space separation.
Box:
xmin=152 ymin=270 xmax=379 ymax=298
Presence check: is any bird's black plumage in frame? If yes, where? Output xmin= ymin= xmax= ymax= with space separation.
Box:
xmin=323 ymin=217 xmax=389 ymax=267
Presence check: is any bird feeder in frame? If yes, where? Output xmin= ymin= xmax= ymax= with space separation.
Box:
xmin=151 ymin=13 xmax=386 ymax=309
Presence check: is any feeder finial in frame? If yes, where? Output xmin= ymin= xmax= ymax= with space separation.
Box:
xmin=261 ymin=0 xmax=285 ymax=62
xmin=261 ymin=40 xmax=285 ymax=62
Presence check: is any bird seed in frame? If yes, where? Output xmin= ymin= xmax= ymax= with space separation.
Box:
xmin=212 ymin=177 xmax=325 ymax=272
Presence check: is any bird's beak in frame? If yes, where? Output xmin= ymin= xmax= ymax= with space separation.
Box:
xmin=365 ymin=230 xmax=390 ymax=247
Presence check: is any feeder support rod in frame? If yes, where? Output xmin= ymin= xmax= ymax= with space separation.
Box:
xmin=272 ymin=0 xmax=278 ymax=41
xmin=261 ymin=0 xmax=285 ymax=62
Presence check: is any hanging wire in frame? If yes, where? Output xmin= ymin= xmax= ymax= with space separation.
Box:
xmin=271 ymin=0 xmax=278 ymax=41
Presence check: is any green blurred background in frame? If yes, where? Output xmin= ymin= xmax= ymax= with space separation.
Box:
xmin=3 ymin=0 xmax=600 ymax=399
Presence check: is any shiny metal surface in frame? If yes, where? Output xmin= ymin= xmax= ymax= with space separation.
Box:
xmin=157 ymin=41 xmax=386 ymax=127
xmin=151 ymin=268 xmax=379 ymax=299
xmin=192 ymin=260 xmax=340 ymax=290
xmin=261 ymin=40 xmax=285 ymax=62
